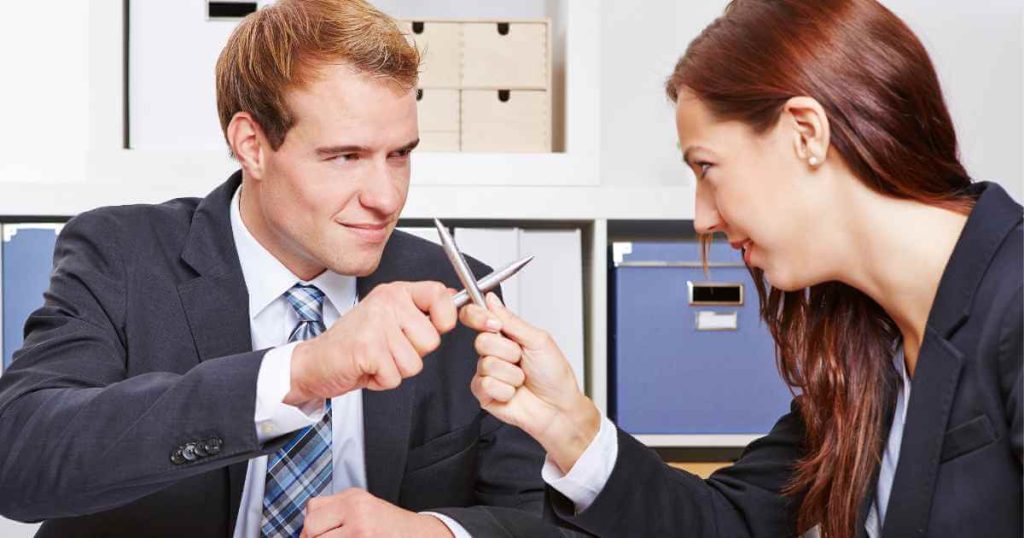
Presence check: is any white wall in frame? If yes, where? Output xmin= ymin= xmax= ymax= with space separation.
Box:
xmin=0 ymin=2 xmax=91 ymax=186
xmin=599 ymin=0 xmax=1024 ymax=201
xmin=888 ymin=0 xmax=1023 ymax=200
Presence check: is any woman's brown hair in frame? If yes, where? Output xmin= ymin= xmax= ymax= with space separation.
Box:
xmin=667 ymin=1 xmax=974 ymax=536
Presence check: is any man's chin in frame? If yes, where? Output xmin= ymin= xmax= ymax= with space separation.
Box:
xmin=327 ymin=251 xmax=385 ymax=278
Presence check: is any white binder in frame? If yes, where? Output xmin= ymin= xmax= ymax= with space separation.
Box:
xmin=454 ymin=227 xmax=585 ymax=389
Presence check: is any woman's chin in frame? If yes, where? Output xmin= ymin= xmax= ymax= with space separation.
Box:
xmin=762 ymin=267 xmax=811 ymax=292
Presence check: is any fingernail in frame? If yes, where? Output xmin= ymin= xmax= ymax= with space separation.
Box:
xmin=486 ymin=318 xmax=503 ymax=332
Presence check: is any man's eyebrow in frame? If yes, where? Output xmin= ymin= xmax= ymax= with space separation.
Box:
xmin=315 ymin=145 xmax=369 ymax=158
xmin=395 ymin=138 xmax=420 ymax=152
xmin=314 ymin=139 xmax=420 ymax=157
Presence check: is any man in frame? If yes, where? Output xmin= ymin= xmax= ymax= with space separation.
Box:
xmin=0 ymin=1 xmax=573 ymax=536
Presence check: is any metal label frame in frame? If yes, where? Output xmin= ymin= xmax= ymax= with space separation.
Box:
xmin=687 ymin=281 xmax=744 ymax=307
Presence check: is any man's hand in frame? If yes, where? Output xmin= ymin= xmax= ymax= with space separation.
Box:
xmin=284 ymin=281 xmax=457 ymax=406
xmin=459 ymin=293 xmax=601 ymax=474
xmin=299 ymin=489 xmax=454 ymax=538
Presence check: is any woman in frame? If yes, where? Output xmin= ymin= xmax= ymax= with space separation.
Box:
xmin=459 ymin=0 xmax=1022 ymax=536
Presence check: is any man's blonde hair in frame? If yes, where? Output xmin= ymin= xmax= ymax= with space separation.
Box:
xmin=215 ymin=0 xmax=420 ymax=151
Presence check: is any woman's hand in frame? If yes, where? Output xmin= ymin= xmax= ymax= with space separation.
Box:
xmin=460 ymin=293 xmax=601 ymax=473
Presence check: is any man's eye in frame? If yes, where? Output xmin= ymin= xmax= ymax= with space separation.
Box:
xmin=391 ymin=149 xmax=413 ymax=158
xmin=697 ymin=162 xmax=712 ymax=178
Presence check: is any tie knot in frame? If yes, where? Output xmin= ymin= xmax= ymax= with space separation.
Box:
xmin=284 ymin=284 xmax=326 ymax=323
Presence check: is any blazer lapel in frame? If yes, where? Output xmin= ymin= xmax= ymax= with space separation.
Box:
xmin=357 ymin=252 xmax=417 ymax=504
xmin=880 ymin=331 xmax=963 ymax=536
xmin=174 ymin=171 xmax=256 ymax=529
xmin=176 ymin=171 xmax=252 ymax=364
xmin=882 ymin=182 xmax=1020 ymax=536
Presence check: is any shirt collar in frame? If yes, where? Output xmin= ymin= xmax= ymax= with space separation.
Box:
xmin=229 ymin=185 xmax=356 ymax=320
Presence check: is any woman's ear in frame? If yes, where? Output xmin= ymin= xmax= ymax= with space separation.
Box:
xmin=783 ymin=96 xmax=831 ymax=168
xmin=226 ymin=112 xmax=268 ymax=180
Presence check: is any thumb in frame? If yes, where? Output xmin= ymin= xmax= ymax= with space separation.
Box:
xmin=485 ymin=293 xmax=551 ymax=351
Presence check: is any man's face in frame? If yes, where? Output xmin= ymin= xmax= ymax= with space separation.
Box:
xmin=252 ymin=64 xmax=419 ymax=278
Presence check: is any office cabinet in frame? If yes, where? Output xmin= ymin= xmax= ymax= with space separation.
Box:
xmin=461 ymin=22 xmax=549 ymax=89
xmin=416 ymin=89 xmax=460 ymax=151
xmin=610 ymin=240 xmax=793 ymax=436
xmin=461 ymin=90 xmax=551 ymax=152
xmin=401 ymin=21 xmax=462 ymax=88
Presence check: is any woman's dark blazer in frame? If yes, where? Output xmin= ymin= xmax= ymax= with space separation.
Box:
xmin=549 ymin=181 xmax=1023 ymax=537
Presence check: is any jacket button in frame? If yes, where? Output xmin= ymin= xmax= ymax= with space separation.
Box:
xmin=170 ymin=449 xmax=186 ymax=465
xmin=182 ymin=443 xmax=198 ymax=462
xmin=194 ymin=442 xmax=209 ymax=458
xmin=205 ymin=437 xmax=223 ymax=456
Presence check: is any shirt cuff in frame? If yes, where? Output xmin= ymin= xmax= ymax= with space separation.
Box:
xmin=541 ymin=415 xmax=618 ymax=513
xmin=254 ymin=342 xmax=326 ymax=443
xmin=421 ymin=512 xmax=473 ymax=538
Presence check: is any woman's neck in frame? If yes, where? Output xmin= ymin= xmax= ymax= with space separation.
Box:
xmin=833 ymin=187 xmax=968 ymax=377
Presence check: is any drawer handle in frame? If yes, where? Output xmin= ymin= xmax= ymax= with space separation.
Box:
xmin=498 ymin=90 xmax=511 ymax=103
xmin=412 ymin=21 xmax=425 ymax=34
xmin=417 ymin=89 xmax=424 ymax=101
xmin=208 ymin=1 xmax=257 ymax=19
xmin=497 ymin=22 xmax=510 ymax=36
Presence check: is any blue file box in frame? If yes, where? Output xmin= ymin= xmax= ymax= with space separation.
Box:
xmin=610 ymin=240 xmax=793 ymax=436
xmin=2 ymin=224 xmax=61 ymax=370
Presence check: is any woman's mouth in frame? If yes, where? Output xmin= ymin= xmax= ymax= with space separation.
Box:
xmin=729 ymin=239 xmax=755 ymax=265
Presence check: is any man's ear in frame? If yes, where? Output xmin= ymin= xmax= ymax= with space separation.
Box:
xmin=226 ymin=112 xmax=268 ymax=180
xmin=783 ymin=96 xmax=831 ymax=168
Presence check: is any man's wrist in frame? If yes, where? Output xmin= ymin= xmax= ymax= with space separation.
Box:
xmin=283 ymin=340 xmax=316 ymax=406
xmin=417 ymin=513 xmax=456 ymax=538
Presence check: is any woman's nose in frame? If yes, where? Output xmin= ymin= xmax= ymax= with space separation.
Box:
xmin=693 ymin=185 xmax=724 ymax=234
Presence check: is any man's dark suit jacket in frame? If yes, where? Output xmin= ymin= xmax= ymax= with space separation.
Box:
xmin=549 ymin=181 xmax=1023 ymax=537
xmin=0 ymin=172 xmax=569 ymax=537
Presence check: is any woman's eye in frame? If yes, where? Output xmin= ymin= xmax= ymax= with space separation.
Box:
xmin=697 ymin=162 xmax=712 ymax=178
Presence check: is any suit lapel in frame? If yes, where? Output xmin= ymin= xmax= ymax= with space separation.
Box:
xmin=356 ymin=247 xmax=417 ymax=503
xmin=177 ymin=272 xmax=252 ymax=363
xmin=880 ymin=182 xmax=1020 ymax=536
xmin=881 ymin=330 xmax=964 ymax=536
xmin=174 ymin=171 xmax=256 ymax=530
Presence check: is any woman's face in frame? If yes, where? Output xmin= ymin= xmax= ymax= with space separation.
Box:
xmin=675 ymin=88 xmax=834 ymax=291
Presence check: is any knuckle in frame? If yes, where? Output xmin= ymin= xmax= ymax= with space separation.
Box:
xmin=382 ymin=374 xmax=401 ymax=390
xmin=403 ymin=357 xmax=424 ymax=377
xmin=425 ymin=331 xmax=442 ymax=352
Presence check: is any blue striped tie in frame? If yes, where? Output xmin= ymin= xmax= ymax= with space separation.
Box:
xmin=261 ymin=284 xmax=332 ymax=537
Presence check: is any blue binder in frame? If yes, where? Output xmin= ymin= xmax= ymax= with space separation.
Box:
xmin=2 ymin=224 xmax=62 ymax=371
xmin=610 ymin=240 xmax=793 ymax=436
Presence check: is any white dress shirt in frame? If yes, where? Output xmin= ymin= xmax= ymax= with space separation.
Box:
xmin=228 ymin=186 xmax=468 ymax=538
xmin=545 ymin=350 xmax=912 ymax=538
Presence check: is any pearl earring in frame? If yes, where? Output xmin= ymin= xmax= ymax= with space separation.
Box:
xmin=809 ymin=156 xmax=819 ymax=166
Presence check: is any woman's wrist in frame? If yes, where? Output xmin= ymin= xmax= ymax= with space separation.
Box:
xmin=535 ymin=394 xmax=602 ymax=475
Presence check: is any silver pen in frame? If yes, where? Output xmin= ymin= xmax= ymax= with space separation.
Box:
xmin=435 ymin=218 xmax=487 ymax=307
xmin=451 ymin=255 xmax=534 ymax=308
